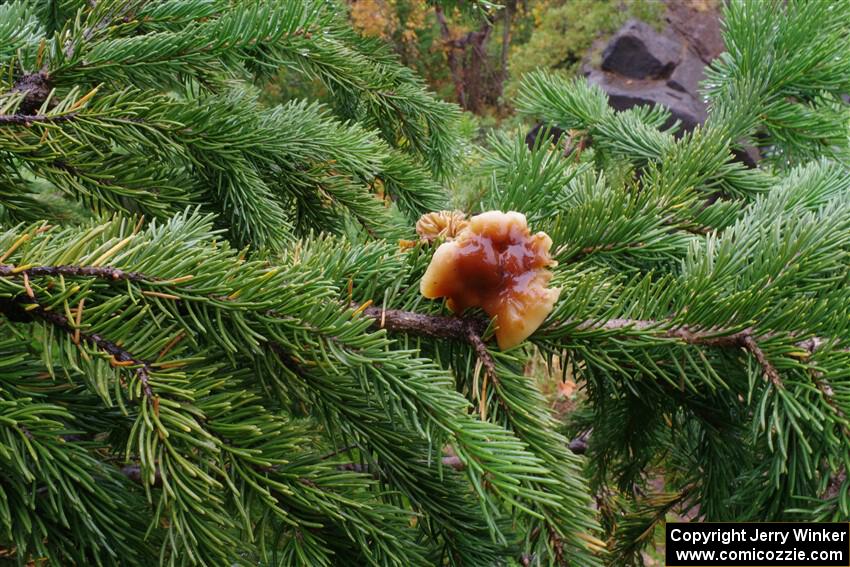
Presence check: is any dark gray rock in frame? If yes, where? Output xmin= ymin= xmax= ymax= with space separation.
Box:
xmin=568 ymin=430 xmax=591 ymax=454
xmin=601 ymin=20 xmax=680 ymax=80
xmin=587 ymin=69 xmax=706 ymax=134
xmin=731 ymin=144 xmax=761 ymax=168
xmin=666 ymin=51 xmax=705 ymax=94
xmin=665 ymin=4 xmax=725 ymax=64
xmin=525 ymin=122 xmax=566 ymax=149
xmin=569 ymin=7 xmax=738 ymax=147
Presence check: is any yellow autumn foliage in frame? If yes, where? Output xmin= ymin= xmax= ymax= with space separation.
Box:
xmin=349 ymin=0 xmax=397 ymax=39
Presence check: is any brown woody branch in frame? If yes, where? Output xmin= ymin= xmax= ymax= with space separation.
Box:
xmin=740 ymin=335 xmax=781 ymax=387
xmin=0 ymin=264 xmax=153 ymax=281
xmin=360 ymin=304 xmax=487 ymax=341
xmin=466 ymin=324 xmax=498 ymax=384
xmin=35 ymin=304 xmax=154 ymax=398
xmin=0 ymin=261 xmax=832 ymax=397
xmin=0 ymin=113 xmax=77 ymax=126
xmin=355 ymin=305 xmax=850 ymax=390
xmin=0 ymin=264 xmax=165 ymax=400
xmin=583 ymin=321 xmax=784 ymax=386
xmin=360 ymin=304 xmax=498 ymax=387
xmin=0 ymin=295 xmax=154 ymax=398
xmin=359 ymin=304 xmax=772 ymax=350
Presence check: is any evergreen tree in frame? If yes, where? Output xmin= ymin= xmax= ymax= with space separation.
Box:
xmin=0 ymin=1 xmax=600 ymax=565
xmin=512 ymin=0 xmax=850 ymax=560
xmin=0 ymin=1 xmax=848 ymax=567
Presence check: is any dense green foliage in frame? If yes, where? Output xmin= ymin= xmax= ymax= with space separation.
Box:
xmin=0 ymin=0 xmax=849 ymax=566
xmin=0 ymin=1 xmax=599 ymax=565
xmin=512 ymin=0 xmax=850 ymax=558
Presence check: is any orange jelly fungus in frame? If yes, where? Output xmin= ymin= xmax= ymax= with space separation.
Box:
xmin=420 ymin=211 xmax=560 ymax=350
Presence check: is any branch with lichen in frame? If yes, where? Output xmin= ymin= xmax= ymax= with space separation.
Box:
xmin=356 ymin=303 xmax=850 ymax=391
xmin=0 ymin=257 xmax=839 ymax=398
xmin=358 ymin=303 xmax=499 ymax=413
xmin=0 ymin=258 xmax=831 ymax=394
xmin=0 ymin=264 xmax=154 ymax=281
xmin=0 ymin=112 xmax=77 ymax=125
xmin=0 ymin=254 xmax=841 ymax=453
xmin=4 ymin=295 xmax=156 ymax=399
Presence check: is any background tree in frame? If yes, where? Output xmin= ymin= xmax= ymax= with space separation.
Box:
xmin=347 ymin=0 xmax=511 ymax=114
xmin=344 ymin=0 xmax=664 ymax=116
xmin=1 ymin=1 xmax=850 ymax=566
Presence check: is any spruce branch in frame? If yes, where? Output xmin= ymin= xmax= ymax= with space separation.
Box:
xmin=466 ymin=323 xmax=499 ymax=390
xmin=0 ymin=260 xmax=830 ymax=398
xmin=1 ymin=0 xmax=847 ymax=556
xmin=28 ymin=299 xmax=155 ymax=399
xmin=0 ymin=112 xmax=76 ymax=125
xmin=360 ymin=304 xmax=487 ymax=340
xmin=739 ymin=335 xmax=781 ymax=388
xmin=0 ymin=290 xmax=155 ymax=399
xmin=360 ymin=303 xmax=499 ymax=388
xmin=355 ymin=303 xmax=850 ymax=389
xmin=0 ymin=264 xmax=154 ymax=282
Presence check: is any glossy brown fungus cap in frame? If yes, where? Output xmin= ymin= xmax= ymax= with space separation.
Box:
xmin=420 ymin=211 xmax=560 ymax=350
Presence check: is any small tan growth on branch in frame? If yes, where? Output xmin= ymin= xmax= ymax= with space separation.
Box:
xmin=415 ymin=210 xmax=469 ymax=242
xmin=420 ymin=211 xmax=560 ymax=350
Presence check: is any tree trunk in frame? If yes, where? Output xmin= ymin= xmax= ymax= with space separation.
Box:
xmin=434 ymin=6 xmax=501 ymax=113
xmin=434 ymin=5 xmax=466 ymax=108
